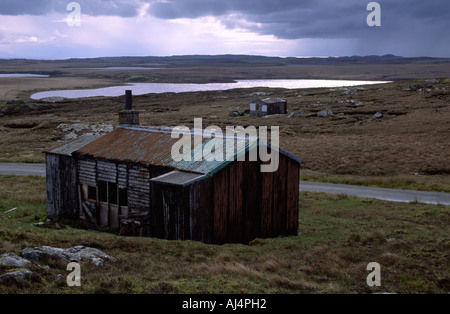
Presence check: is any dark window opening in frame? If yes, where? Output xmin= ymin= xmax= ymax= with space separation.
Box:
xmin=88 ymin=186 xmax=97 ymax=201
xmin=119 ymin=189 xmax=128 ymax=207
xmin=98 ymin=180 xmax=107 ymax=203
xmin=98 ymin=180 xmax=125 ymax=206
xmin=109 ymin=182 xmax=118 ymax=205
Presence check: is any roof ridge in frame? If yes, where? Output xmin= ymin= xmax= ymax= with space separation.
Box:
xmin=120 ymin=125 xmax=260 ymax=140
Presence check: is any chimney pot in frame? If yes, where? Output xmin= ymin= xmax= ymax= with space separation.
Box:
xmin=119 ymin=90 xmax=139 ymax=126
xmin=125 ymin=90 xmax=133 ymax=110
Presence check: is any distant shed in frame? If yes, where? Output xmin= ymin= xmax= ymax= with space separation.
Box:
xmin=250 ymin=97 xmax=287 ymax=117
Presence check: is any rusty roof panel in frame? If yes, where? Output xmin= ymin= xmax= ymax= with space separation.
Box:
xmin=45 ymin=135 xmax=100 ymax=156
xmin=73 ymin=126 xmax=300 ymax=176
xmin=74 ymin=127 xmax=257 ymax=176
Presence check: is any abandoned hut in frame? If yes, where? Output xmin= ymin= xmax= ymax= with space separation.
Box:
xmin=250 ymin=97 xmax=287 ymax=117
xmin=45 ymin=92 xmax=301 ymax=244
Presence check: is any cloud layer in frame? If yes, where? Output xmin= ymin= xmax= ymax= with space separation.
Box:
xmin=0 ymin=0 xmax=449 ymax=58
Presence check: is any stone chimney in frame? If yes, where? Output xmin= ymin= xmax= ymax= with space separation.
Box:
xmin=119 ymin=90 xmax=139 ymax=126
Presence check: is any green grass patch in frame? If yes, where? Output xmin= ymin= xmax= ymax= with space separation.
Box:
xmin=0 ymin=175 xmax=449 ymax=294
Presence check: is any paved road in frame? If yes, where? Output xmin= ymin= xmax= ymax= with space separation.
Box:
xmin=1 ymin=163 xmax=449 ymax=205
xmin=300 ymin=181 xmax=450 ymax=206
xmin=0 ymin=163 xmax=46 ymax=177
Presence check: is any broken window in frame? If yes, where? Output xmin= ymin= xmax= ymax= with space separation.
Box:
xmin=88 ymin=186 xmax=97 ymax=201
xmin=109 ymin=182 xmax=118 ymax=205
xmin=81 ymin=184 xmax=97 ymax=202
xmin=97 ymin=180 xmax=127 ymax=206
xmin=98 ymin=180 xmax=107 ymax=203
xmin=119 ymin=189 xmax=128 ymax=207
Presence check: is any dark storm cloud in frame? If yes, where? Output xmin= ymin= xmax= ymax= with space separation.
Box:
xmin=148 ymin=0 xmax=450 ymax=40
xmin=0 ymin=0 xmax=138 ymax=17
xmin=2 ymin=0 xmax=448 ymax=41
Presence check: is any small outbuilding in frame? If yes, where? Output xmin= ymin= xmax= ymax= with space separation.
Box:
xmin=250 ymin=97 xmax=287 ymax=117
xmin=45 ymin=92 xmax=301 ymax=244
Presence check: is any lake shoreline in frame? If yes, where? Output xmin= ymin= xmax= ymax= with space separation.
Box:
xmin=30 ymin=79 xmax=391 ymax=100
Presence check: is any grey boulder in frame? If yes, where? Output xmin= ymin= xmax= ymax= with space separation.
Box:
xmin=317 ymin=110 xmax=333 ymax=117
xmin=0 ymin=269 xmax=36 ymax=281
xmin=372 ymin=112 xmax=384 ymax=120
xmin=0 ymin=253 xmax=32 ymax=268
xmin=21 ymin=246 xmax=115 ymax=265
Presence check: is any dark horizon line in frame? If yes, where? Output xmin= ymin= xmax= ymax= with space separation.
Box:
xmin=1 ymin=53 xmax=450 ymax=62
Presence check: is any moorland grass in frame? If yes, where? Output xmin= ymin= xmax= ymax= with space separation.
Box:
xmin=0 ymin=175 xmax=448 ymax=294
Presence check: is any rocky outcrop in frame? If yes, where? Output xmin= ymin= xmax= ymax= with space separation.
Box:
xmin=0 ymin=269 xmax=37 ymax=282
xmin=372 ymin=112 xmax=384 ymax=120
xmin=20 ymin=246 xmax=115 ymax=265
xmin=0 ymin=246 xmax=115 ymax=284
xmin=57 ymin=123 xmax=113 ymax=141
xmin=317 ymin=110 xmax=333 ymax=117
xmin=0 ymin=253 xmax=32 ymax=268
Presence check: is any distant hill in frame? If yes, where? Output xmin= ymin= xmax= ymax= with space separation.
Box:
xmin=2 ymin=54 xmax=450 ymax=68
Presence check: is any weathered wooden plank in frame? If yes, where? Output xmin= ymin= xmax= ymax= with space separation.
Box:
xmin=286 ymin=160 xmax=300 ymax=235
xmin=78 ymin=167 xmax=96 ymax=173
xmin=242 ymin=159 xmax=260 ymax=242
xmin=260 ymin=166 xmax=274 ymax=237
xmin=97 ymin=160 xmax=115 ymax=168
xmin=274 ymin=156 xmax=287 ymax=235
xmin=129 ymin=178 xmax=150 ymax=184
xmin=228 ymin=161 xmax=243 ymax=243
xmin=78 ymin=169 xmax=96 ymax=175
xmin=78 ymin=161 xmax=96 ymax=169
xmin=128 ymin=197 xmax=150 ymax=206
xmin=46 ymin=154 xmax=61 ymax=219
xmin=213 ymin=166 xmax=228 ymax=244
xmin=82 ymin=202 xmax=94 ymax=220
xmin=129 ymin=184 xmax=149 ymax=190
xmin=98 ymin=174 xmax=117 ymax=182
xmin=79 ymin=178 xmax=96 ymax=185
xmin=128 ymin=200 xmax=150 ymax=208
xmin=129 ymin=169 xmax=149 ymax=176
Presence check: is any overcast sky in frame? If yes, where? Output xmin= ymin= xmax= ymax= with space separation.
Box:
xmin=0 ymin=0 xmax=449 ymax=59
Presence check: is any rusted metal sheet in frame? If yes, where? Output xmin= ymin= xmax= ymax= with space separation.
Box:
xmin=46 ymin=135 xmax=100 ymax=156
xmin=74 ymin=126 xmax=257 ymax=176
xmin=150 ymin=171 xmax=207 ymax=187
